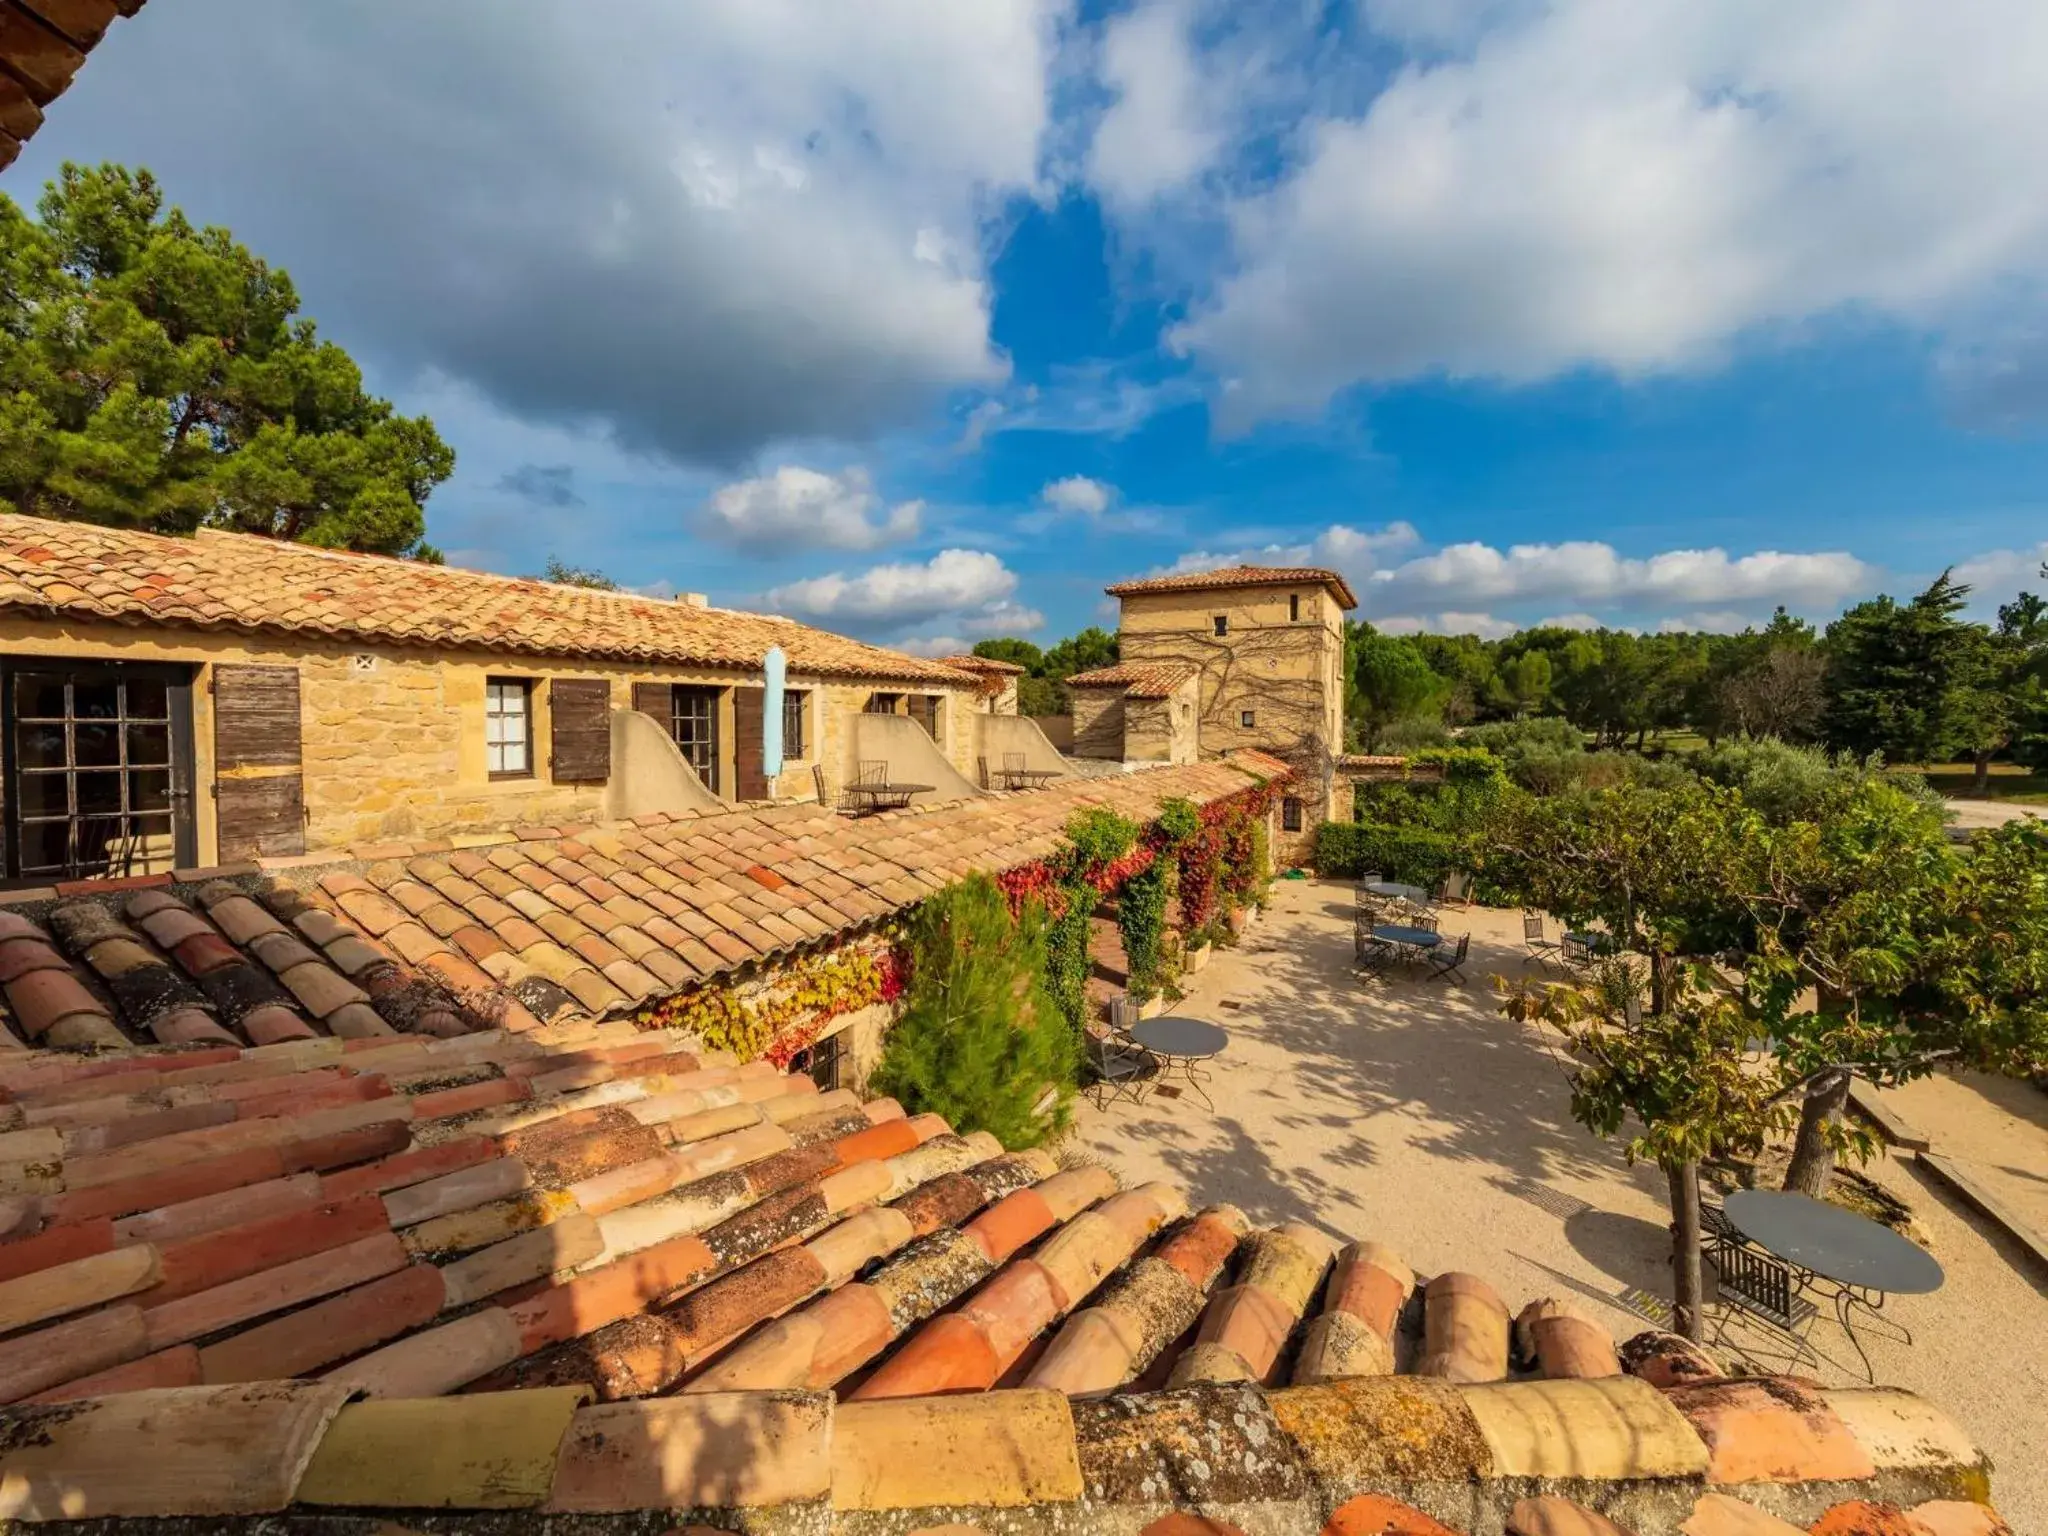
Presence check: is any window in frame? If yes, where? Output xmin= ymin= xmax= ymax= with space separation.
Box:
xmin=486 ymin=679 xmax=532 ymax=777
xmin=1213 ymin=615 xmax=1228 ymax=637
xmin=1240 ymin=709 xmax=1256 ymax=728
xmin=797 ymin=1030 xmax=843 ymax=1091
xmin=782 ymin=690 xmax=807 ymax=760
xmin=865 ymin=692 xmax=902 ymax=715
xmin=910 ymin=694 xmax=940 ymax=739
xmin=1289 ymin=593 xmax=1300 ymax=622
xmin=671 ymin=686 xmax=720 ymax=794
xmin=5 ymin=662 xmax=193 ymax=882
xmin=1282 ymin=796 xmax=1303 ymax=832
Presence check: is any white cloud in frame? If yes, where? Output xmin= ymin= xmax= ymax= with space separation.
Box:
xmin=1089 ymin=2 xmax=1219 ymax=205
xmin=1951 ymin=542 xmax=2048 ymax=605
xmin=1164 ymin=1 xmax=2048 ymax=426
xmin=1367 ymin=542 xmax=1874 ymax=613
xmin=963 ymin=601 xmax=1047 ymax=636
xmin=1374 ymin=612 xmax=1520 ymax=639
xmin=766 ymin=548 xmax=1019 ymax=627
xmin=35 ymin=0 xmax=1062 ymax=465
xmin=698 ymin=466 xmax=921 ymax=555
xmin=1537 ymin=613 xmax=1602 ymax=631
xmin=1159 ymin=521 xmax=1421 ymax=579
xmin=1040 ymin=475 xmax=1114 ymax=517
xmin=895 ymin=634 xmax=970 ymax=658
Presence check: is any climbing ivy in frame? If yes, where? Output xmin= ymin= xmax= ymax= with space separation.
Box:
xmin=1117 ymin=856 xmax=1171 ymax=1002
xmin=638 ymin=942 xmax=906 ymax=1065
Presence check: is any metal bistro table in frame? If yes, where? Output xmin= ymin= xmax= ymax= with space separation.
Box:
xmin=1722 ymin=1188 xmax=1944 ymax=1380
xmin=1000 ymin=767 xmax=1061 ymax=791
xmin=1362 ymin=880 xmax=1430 ymax=903
xmin=1126 ymin=1015 xmax=1228 ymax=1113
xmin=1361 ymin=922 xmax=1441 ymax=977
xmin=843 ymin=781 xmax=934 ymax=816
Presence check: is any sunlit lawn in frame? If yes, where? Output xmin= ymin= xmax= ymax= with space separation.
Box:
xmin=1900 ymin=762 xmax=2048 ymax=803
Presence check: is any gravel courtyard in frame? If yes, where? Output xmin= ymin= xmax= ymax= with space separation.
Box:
xmin=1068 ymin=877 xmax=2048 ymax=1530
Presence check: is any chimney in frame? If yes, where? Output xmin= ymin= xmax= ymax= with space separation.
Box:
xmin=679 ymin=592 xmax=709 ymax=608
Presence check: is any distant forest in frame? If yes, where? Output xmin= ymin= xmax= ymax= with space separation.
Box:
xmin=975 ymin=570 xmax=2048 ymax=783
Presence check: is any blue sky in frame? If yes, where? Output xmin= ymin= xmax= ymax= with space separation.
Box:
xmin=13 ymin=0 xmax=2048 ymax=651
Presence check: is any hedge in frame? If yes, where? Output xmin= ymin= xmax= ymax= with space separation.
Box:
xmin=1313 ymin=820 xmax=1460 ymax=887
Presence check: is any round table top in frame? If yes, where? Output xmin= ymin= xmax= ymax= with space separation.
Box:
xmin=1363 ymin=881 xmax=1429 ymax=901
xmin=1372 ymin=924 xmax=1443 ymax=949
xmin=1723 ymin=1189 xmax=1944 ymax=1294
xmin=1128 ymin=1015 xmax=1229 ymax=1060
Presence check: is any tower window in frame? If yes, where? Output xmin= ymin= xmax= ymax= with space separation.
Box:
xmin=1240 ymin=710 xmax=1256 ymax=728
xmin=1213 ymin=615 xmax=1228 ymax=636
xmin=1289 ymin=593 xmax=1300 ymax=622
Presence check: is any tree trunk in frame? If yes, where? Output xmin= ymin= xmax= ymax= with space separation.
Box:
xmin=1972 ymin=748 xmax=1991 ymax=795
xmin=1783 ymin=1074 xmax=1851 ymax=1198
xmin=1666 ymin=1158 xmax=1705 ymax=1343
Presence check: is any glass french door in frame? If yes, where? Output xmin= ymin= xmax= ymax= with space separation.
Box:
xmin=671 ymin=686 xmax=720 ymax=794
xmin=3 ymin=661 xmax=196 ymax=884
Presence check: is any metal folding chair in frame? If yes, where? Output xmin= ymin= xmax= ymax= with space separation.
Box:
xmin=1085 ymin=1026 xmax=1151 ymax=1108
xmin=1425 ymin=932 xmax=1469 ymax=982
xmin=1560 ymin=932 xmax=1596 ymax=970
xmin=1523 ymin=911 xmax=1560 ymax=969
xmin=1706 ymin=1236 xmax=1821 ymax=1371
xmin=1001 ymin=751 xmax=1027 ymax=790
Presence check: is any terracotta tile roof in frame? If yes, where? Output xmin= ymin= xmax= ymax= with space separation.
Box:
xmin=1065 ymin=660 xmax=1200 ymax=698
xmin=0 ymin=512 xmax=974 ymax=685
xmin=0 ymin=3 xmax=145 ymax=172
xmin=1106 ymin=562 xmax=1361 ymax=609
xmin=0 ymin=763 xmax=2001 ymax=1529
xmin=0 ymin=1033 xmax=2001 ymax=1530
xmin=936 ymin=653 xmax=1028 ymax=675
xmin=0 ymin=756 xmax=1285 ymax=1052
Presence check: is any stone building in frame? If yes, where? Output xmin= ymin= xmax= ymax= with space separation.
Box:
xmin=1070 ymin=564 xmax=1358 ymax=856
xmin=0 ymin=513 xmax=985 ymax=884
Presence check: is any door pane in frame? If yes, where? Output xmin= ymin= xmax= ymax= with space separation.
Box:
xmin=124 ymin=678 xmax=169 ymax=719
xmin=131 ymin=770 xmax=172 ymax=813
xmin=14 ymin=676 xmax=66 ymax=719
xmin=16 ymin=772 xmax=69 ymax=816
xmin=75 ymin=772 xmax=124 ymax=815
xmin=127 ymin=722 xmax=171 ymax=766
xmin=16 ymin=819 xmax=70 ymax=875
xmin=74 ymin=721 xmax=121 ymax=766
xmin=18 ymin=723 xmax=66 ymax=769
xmin=73 ymin=681 xmax=120 ymax=719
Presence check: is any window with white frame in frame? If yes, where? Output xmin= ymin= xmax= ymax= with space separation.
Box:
xmin=486 ymin=679 xmax=533 ymax=777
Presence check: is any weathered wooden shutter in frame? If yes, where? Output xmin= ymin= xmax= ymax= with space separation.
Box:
xmin=550 ymin=678 xmax=612 ymax=782
xmin=631 ymin=682 xmax=673 ymax=726
xmin=734 ymin=687 xmax=768 ymax=801
xmin=212 ymin=664 xmax=305 ymax=861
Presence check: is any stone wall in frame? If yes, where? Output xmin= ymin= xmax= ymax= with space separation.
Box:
xmin=0 ymin=616 xmax=975 ymax=865
xmin=1122 ymin=674 xmax=1200 ymax=764
xmin=1069 ymin=689 xmax=1126 ymax=760
xmin=1115 ymin=584 xmax=1347 ymax=819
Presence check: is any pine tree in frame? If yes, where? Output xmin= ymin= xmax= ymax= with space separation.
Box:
xmin=870 ymin=876 xmax=1079 ymax=1148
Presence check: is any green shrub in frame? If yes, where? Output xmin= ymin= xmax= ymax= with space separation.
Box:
xmin=1314 ymin=821 xmax=1459 ymax=887
xmin=871 ymin=875 xmax=1078 ymax=1149
xmin=1692 ymin=737 xmax=1945 ymax=824
xmin=1116 ymin=858 xmax=1170 ymax=1001
xmin=1375 ymin=714 xmax=1452 ymax=753
xmin=1064 ymin=806 xmax=1139 ymax=870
